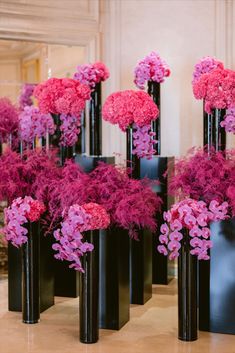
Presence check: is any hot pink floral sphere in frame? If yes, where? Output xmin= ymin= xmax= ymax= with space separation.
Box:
xmin=102 ymin=90 xmax=159 ymax=131
xmin=33 ymin=78 xmax=91 ymax=117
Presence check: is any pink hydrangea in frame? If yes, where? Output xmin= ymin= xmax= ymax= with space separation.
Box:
xmin=102 ymin=90 xmax=159 ymax=131
xmin=82 ymin=202 xmax=110 ymax=230
xmin=2 ymin=196 xmax=46 ymax=247
xmin=192 ymin=56 xmax=224 ymax=83
xmin=74 ymin=61 xmax=110 ymax=88
xmin=134 ymin=51 xmax=171 ymax=89
xmin=220 ymin=107 xmax=235 ymax=133
xmin=19 ymin=105 xmax=55 ymax=144
xmin=193 ymin=67 xmax=235 ymax=113
xmin=157 ymin=198 xmax=228 ymax=260
xmin=52 ymin=203 xmax=110 ymax=272
xmin=0 ymin=97 xmax=19 ymax=143
xmin=33 ymin=78 xmax=91 ymax=116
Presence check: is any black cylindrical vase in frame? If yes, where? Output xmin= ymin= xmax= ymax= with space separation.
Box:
xmin=89 ymin=82 xmax=102 ymax=156
xmin=126 ymin=127 xmax=140 ymax=178
xmin=79 ymin=230 xmax=99 ymax=344
xmin=178 ymin=232 xmax=198 ymax=341
xmin=147 ymin=81 xmax=161 ymax=155
xmin=22 ymin=221 xmax=40 ymax=324
xmin=75 ymin=110 xmax=86 ymax=154
xmin=203 ymin=105 xmax=226 ymax=152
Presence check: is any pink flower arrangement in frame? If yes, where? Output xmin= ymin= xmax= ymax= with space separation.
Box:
xmin=192 ymin=67 xmax=235 ymax=113
xmin=0 ymin=148 xmax=58 ymax=204
xmin=220 ymin=107 xmax=235 ymax=133
xmin=157 ymin=198 xmax=228 ymax=260
xmin=89 ymin=163 xmax=162 ymax=239
xmin=82 ymin=202 xmax=110 ymax=230
xmin=73 ymin=61 xmax=110 ymax=88
xmin=169 ymin=147 xmax=235 ymax=217
xmin=192 ymin=56 xmax=224 ymax=83
xmin=19 ymin=83 xmax=36 ymax=110
xmin=132 ymin=123 xmax=157 ymax=159
xmin=102 ymin=90 xmax=159 ymax=159
xmin=0 ymin=97 xmax=19 ymax=143
xmin=102 ymin=90 xmax=158 ymax=131
xmin=3 ymin=196 xmax=46 ymax=247
xmin=19 ymin=105 xmax=55 ymax=144
xmin=33 ymin=78 xmax=91 ymax=117
xmin=52 ymin=202 xmax=110 ymax=272
xmin=134 ymin=51 xmax=170 ymax=89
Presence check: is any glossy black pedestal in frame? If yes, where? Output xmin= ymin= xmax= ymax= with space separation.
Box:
xmin=53 ymin=155 xmax=115 ymax=298
xmin=130 ymin=229 xmax=152 ymax=304
xmin=8 ymin=231 xmax=54 ymax=312
xmin=99 ymin=227 xmax=130 ymax=329
xmin=199 ymin=218 xmax=235 ymax=334
xmin=139 ymin=156 xmax=174 ymax=285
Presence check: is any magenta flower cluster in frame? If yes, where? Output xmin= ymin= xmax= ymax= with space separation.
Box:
xmin=19 ymin=83 xmax=36 ymax=110
xmin=221 ymin=107 xmax=235 ymax=134
xmin=19 ymin=105 xmax=55 ymax=144
xmin=74 ymin=61 xmax=110 ymax=88
xmin=102 ymin=90 xmax=159 ymax=131
xmin=33 ymin=78 xmax=90 ymax=117
xmin=132 ymin=123 xmax=157 ymax=159
xmin=59 ymin=114 xmax=81 ymax=146
xmin=169 ymin=147 xmax=235 ymax=217
xmin=157 ymin=198 xmax=228 ymax=260
xmin=193 ymin=67 xmax=235 ymax=113
xmin=3 ymin=196 xmax=45 ymax=247
xmin=52 ymin=203 xmax=110 ymax=272
xmin=0 ymin=97 xmax=19 ymax=143
xmin=134 ymin=51 xmax=171 ymax=89
xmin=192 ymin=56 xmax=224 ymax=83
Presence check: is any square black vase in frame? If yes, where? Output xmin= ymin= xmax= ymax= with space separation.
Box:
xmin=8 ymin=232 xmax=55 ymax=312
xmin=199 ymin=217 xmax=235 ymax=334
xmin=99 ymin=227 xmax=130 ymax=330
xmin=53 ymin=154 xmax=115 ymax=298
xmin=139 ymin=156 xmax=174 ymax=285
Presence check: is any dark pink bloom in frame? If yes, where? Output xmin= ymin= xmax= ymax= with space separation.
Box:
xmin=159 ymin=234 xmax=168 ymax=244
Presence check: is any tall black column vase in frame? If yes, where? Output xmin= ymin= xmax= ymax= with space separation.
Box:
xmin=126 ymin=128 xmax=152 ymax=304
xmin=75 ymin=111 xmax=86 ymax=154
xmin=99 ymin=227 xmax=130 ymax=330
xmin=203 ymin=104 xmax=226 ymax=151
xmin=79 ymin=230 xmax=99 ymax=344
xmin=178 ymin=231 xmax=198 ymax=341
xmin=22 ymin=221 xmax=40 ymax=324
xmin=89 ymin=82 xmax=102 ymax=156
xmin=199 ymin=218 xmax=235 ymax=334
xmin=147 ymin=81 xmax=161 ymax=155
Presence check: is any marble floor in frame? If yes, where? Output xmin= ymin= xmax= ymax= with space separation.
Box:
xmin=0 ymin=279 xmax=235 ymax=353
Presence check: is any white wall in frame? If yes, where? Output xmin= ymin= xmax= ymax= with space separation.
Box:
xmin=102 ymin=0 xmax=235 ymax=158
xmin=0 ymin=59 xmax=21 ymax=103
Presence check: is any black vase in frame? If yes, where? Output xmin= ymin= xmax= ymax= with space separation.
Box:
xmin=22 ymin=221 xmax=40 ymax=324
xmin=178 ymin=231 xmax=197 ymax=341
xmin=79 ymin=230 xmax=99 ymax=344
xmin=75 ymin=110 xmax=86 ymax=154
xmin=89 ymin=82 xmax=102 ymax=156
xmin=99 ymin=227 xmax=130 ymax=329
xmin=147 ymin=81 xmax=161 ymax=155
xmin=203 ymin=105 xmax=226 ymax=152
xmin=126 ymin=127 xmax=140 ymax=178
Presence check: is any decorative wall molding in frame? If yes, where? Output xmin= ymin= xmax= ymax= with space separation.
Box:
xmin=0 ymin=0 xmax=99 ymax=45
xmin=215 ymin=0 xmax=234 ymax=68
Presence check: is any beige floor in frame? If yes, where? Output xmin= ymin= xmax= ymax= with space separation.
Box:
xmin=1 ymin=279 xmax=235 ymax=353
